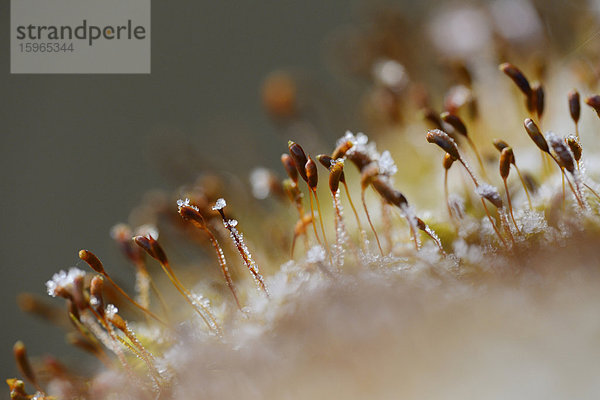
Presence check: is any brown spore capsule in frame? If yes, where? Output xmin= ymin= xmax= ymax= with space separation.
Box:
xmin=549 ymin=136 xmax=576 ymax=173
xmin=499 ymin=63 xmax=532 ymax=96
xmin=317 ymin=154 xmax=333 ymax=169
xmin=568 ymin=89 xmax=580 ymax=123
xmin=288 ymin=141 xmax=309 ymax=183
xmin=328 ymin=160 xmax=344 ymax=193
xmin=585 ymin=95 xmax=600 ymax=118
xmin=305 ymin=157 xmax=318 ymax=190
xmin=443 ymin=153 xmax=455 ymax=170
xmin=178 ymin=202 xmax=207 ymax=229
xmin=78 ymin=250 xmax=105 ymax=274
xmin=440 ymin=112 xmax=468 ymax=137
xmin=331 ymin=140 xmax=353 ymax=159
xmin=532 ymin=83 xmax=544 ymax=119
xmin=492 ymin=139 xmax=509 ymax=153
xmin=134 ymin=235 xmax=168 ymax=265
xmin=566 ymin=135 xmax=582 ymax=162
xmin=371 ymin=178 xmax=408 ymax=208
xmin=499 ymin=147 xmax=513 ymax=179
xmin=523 ymin=118 xmax=550 ymax=154
xmin=426 ymin=129 xmax=460 ymax=161
xmin=281 ymin=153 xmax=298 ymax=183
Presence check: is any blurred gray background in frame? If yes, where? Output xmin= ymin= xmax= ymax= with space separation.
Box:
xmin=0 ymin=0 xmax=361 ymax=384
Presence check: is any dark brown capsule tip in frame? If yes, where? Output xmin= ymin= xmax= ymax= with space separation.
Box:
xmin=492 ymin=139 xmax=509 ymax=153
xmin=426 ymin=129 xmax=460 ymax=160
xmin=328 ymin=160 xmax=344 ymax=193
xmin=566 ymin=135 xmax=582 ymax=161
xmin=149 ymin=239 xmax=168 ymax=265
xmin=440 ymin=111 xmax=468 ymax=137
xmin=585 ymin=95 xmax=600 ymax=118
xmin=548 ymin=135 xmax=576 ymax=173
xmin=178 ymin=203 xmax=206 ymax=228
xmin=584 ymin=94 xmax=600 ymax=108
xmin=568 ymin=89 xmax=580 ymax=123
xmin=499 ymin=147 xmax=513 ymax=179
xmin=281 ymin=153 xmax=298 ymax=183
xmin=134 ymin=236 xmax=154 ymax=256
xmin=288 ymin=141 xmax=309 ymax=182
xmin=305 ymin=157 xmax=318 ymax=190
xmin=499 ymin=62 xmax=532 ymax=96
xmin=532 ymin=83 xmax=544 ymax=119
xmin=523 ymin=118 xmax=550 ymax=154
xmin=317 ymin=154 xmax=334 ymax=170
xmin=78 ymin=250 xmax=105 ymax=274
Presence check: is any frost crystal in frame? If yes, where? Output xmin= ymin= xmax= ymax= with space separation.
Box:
xmin=306 ymin=245 xmax=326 ymax=264
xmin=212 ymin=198 xmax=227 ymax=211
xmin=332 ymin=191 xmax=348 ymax=267
xmin=105 ymin=304 xmax=119 ymax=319
xmin=476 ymin=183 xmax=502 ymax=205
xmin=45 ymin=268 xmax=85 ymax=297
xmin=221 ymin=213 xmax=268 ymax=296
xmin=177 ymin=198 xmax=199 ymax=212
xmin=250 ymin=168 xmax=272 ymax=200
xmin=378 ymin=151 xmax=398 ymax=176
xmin=544 ymin=131 xmax=561 ymax=147
xmin=340 ymin=130 xmax=391 ymax=172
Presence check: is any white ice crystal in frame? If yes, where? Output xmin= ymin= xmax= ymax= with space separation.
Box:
xmin=378 ymin=150 xmax=398 ymax=177
xmin=45 ymin=267 xmax=85 ymax=297
xmin=517 ymin=209 xmax=548 ymax=236
xmin=212 ymin=198 xmax=227 ymax=211
xmin=177 ymin=198 xmax=199 ymax=212
xmin=544 ymin=131 xmax=561 ymax=147
xmin=476 ymin=183 xmax=502 ymax=204
xmin=306 ymin=245 xmax=326 ymax=264
xmin=105 ymin=304 xmax=119 ymax=319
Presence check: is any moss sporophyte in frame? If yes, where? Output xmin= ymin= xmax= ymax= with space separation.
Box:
xmin=8 ymin=3 xmax=600 ymax=399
